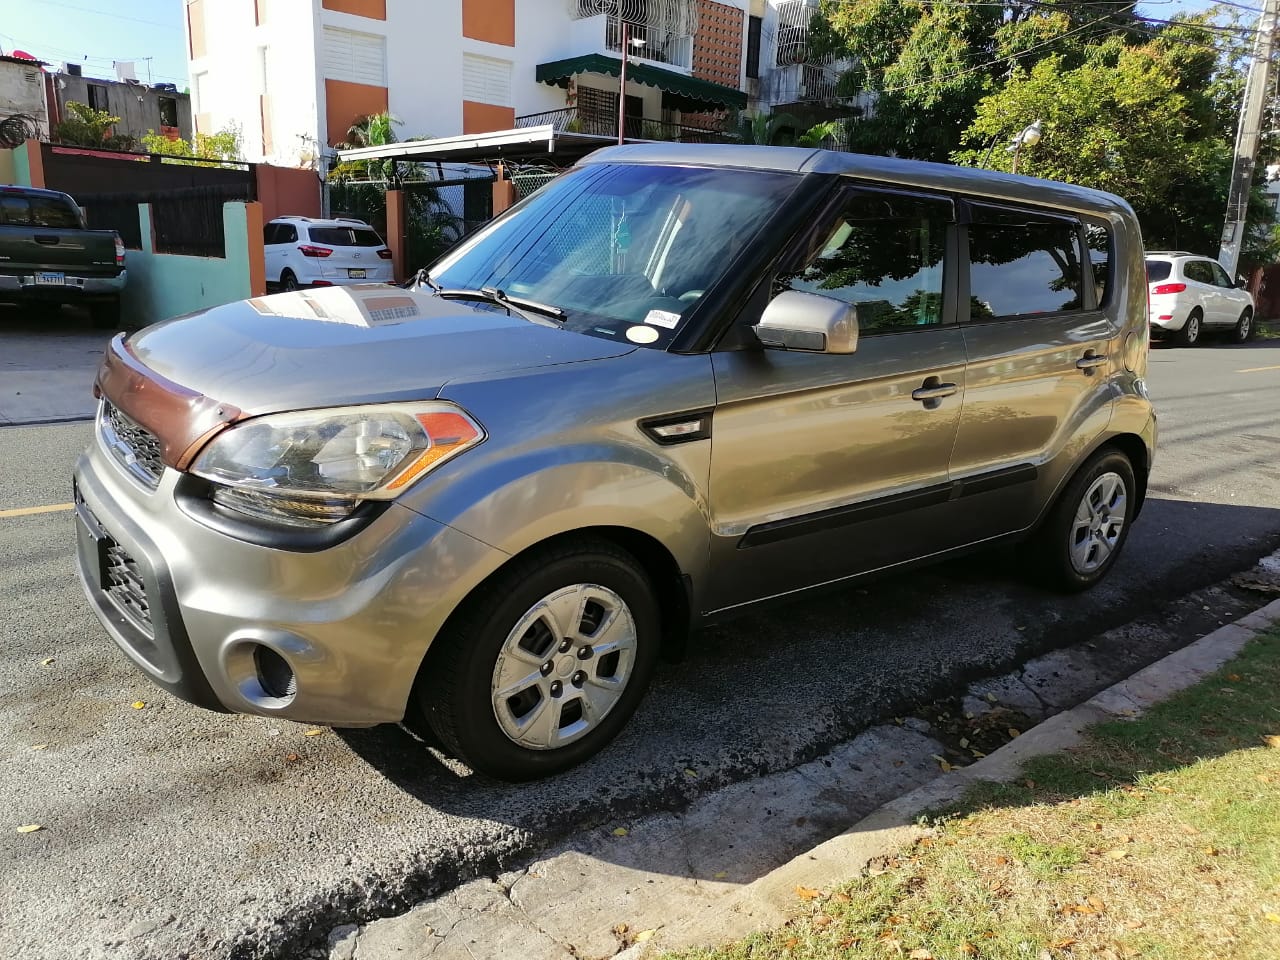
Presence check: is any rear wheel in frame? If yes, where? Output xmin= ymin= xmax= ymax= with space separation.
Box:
xmin=1176 ymin=309 xmax=1202 ymax=346
xmin=416 ymin=538 xmax=661 ymax=780
xmin=1023 ymin=449 xmax=1136 ymax=593
xmin=281 ymin=270 xmax=299 ymax=292
xmin=1232 ymin=307 xmax=1255 ymax=344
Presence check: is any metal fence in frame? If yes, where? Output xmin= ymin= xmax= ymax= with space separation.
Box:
xmin=78 ymin=183 xmax=254 ymax=257
xmin=510 ymin=165 xmax=563 ymax=200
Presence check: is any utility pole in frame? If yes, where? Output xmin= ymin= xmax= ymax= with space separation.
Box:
xmin=1219 ymin=0 xmax=1279 ymax=277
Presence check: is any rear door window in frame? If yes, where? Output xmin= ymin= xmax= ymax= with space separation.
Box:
xmin=1183 ymin=261 xmax=1214 ymax=285
xmin=308 ymin=226 xmax=383 ymax=247
xmin=1145 ymin=260 xmax=1172 ymax=283
xmin=966 ymin=205 xmax=1085 ymax=320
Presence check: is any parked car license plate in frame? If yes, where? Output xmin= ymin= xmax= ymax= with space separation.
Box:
xmin=36 ymin=271 xmax=66 ymax=286
xmin=348 ymin=269 xmax=366 ymax=279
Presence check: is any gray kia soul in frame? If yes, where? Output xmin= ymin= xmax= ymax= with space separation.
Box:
xmin=74 ymin=144 xmax=1155 ymax=780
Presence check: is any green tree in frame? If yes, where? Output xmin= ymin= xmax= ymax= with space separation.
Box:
xmin=52 ymin=101 xmax=135 ymax=150
xmin=140 ymin=125 xmax=243 ymax=164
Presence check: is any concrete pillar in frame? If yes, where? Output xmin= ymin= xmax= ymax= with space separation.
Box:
xmin=492 ymin=163 xmax=517 ymax=217
xmin=244 ymin=201 xmax=266 ymax=296
xmin=386 ymin=188 xmax=407 ymax=282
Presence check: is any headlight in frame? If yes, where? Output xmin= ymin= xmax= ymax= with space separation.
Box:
xmin=191 ymin=402 xmax=484 ymax=525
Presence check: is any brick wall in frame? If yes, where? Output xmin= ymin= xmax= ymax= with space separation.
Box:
xmin=687 ymin=0 xmax=743 ymax=129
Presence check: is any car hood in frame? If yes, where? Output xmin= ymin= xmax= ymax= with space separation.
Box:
xmin=123 ymin=285 xmax=636 ymax=414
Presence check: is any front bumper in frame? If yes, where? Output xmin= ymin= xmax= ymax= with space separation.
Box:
xmin=0 ymin=270 xmax=126 ymax=301
xmin=73 ymin=421 xmax=506 ymax=726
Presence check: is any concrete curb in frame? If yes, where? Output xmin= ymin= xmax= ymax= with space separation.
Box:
xmin=642 ymin=593 xmax=1280 ymax=958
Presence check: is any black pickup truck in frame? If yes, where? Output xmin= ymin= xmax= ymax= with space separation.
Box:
xmin=0 ymin=184 xmax=126 ymax=327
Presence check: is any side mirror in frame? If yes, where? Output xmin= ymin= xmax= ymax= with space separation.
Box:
xmin=754 ymin=291 xmax=859 ymax=354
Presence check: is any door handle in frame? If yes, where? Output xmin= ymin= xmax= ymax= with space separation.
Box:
xmin=911 ymin=381 xmax=959 ymax=402
xmin=1076 ymin=353 xmax=1108 ymax=371
xmin=34 ymin=235 xmax=60 ymax=245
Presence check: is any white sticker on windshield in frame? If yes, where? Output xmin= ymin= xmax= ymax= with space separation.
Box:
xmin=626 ymin=325 xmax=659 ymax=344
xmin=643 ymin=309 xmax=681 ymax=329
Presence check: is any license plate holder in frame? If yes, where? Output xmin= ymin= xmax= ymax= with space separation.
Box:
xmin=35 ymin=271 xmax=66 ymax=286
xmin=347 ymin=268 xmax=366 ymax=279
xmin=75 ymin=507 xmax=111 ymax=592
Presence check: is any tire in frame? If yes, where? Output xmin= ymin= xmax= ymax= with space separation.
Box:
xmin=1023 ymin=448 xmax=1137 ymax=593
xmin=1175 ymin=308 xmax=1202 ymax=346
xmin=416 ymin=538 xmax=661 ymax=781
xmin=89 ymin=298 xmax=120 ymax=330
xmin=281 ymin=270 xmax=299 ymax=292
xmin=1232 ymin=307 xmax=1255 ymax=344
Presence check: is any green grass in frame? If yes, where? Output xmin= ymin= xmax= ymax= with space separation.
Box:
xmin=665 ymin=629 xmax=1280 ymax=960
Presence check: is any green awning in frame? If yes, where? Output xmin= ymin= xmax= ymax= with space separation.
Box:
xmin=536 ymin=54 xmax=747 ymax=111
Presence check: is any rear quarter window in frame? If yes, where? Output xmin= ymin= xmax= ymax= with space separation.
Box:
xmin=1145 ymin=260 xmax=1172 ymax=283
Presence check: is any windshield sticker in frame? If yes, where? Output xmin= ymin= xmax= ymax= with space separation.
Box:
xmin=626 ymin=325 xmax=659 ymax=344
xmin=643 ymin=309 xmax=681 ymax=329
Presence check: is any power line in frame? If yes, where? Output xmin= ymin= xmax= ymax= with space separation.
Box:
xmin=28 ymin=1 xmax=183 ymax=32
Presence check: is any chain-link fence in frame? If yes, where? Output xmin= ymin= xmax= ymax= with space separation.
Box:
xmin=510 ymin=165 xmax=564 ymax=201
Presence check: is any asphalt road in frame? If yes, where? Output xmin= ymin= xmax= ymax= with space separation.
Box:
xmin=2 ymin=336 xmax=1279 ymax=959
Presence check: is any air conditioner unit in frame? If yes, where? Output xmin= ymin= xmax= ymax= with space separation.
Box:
xmin=64 ymin=63 xmax=83 ymax=76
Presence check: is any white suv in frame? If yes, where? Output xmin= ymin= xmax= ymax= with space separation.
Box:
xmin=1145 ymin=252 xmax=1254 ymax=346
xmin=264 ymin=217 xmax=394 ymax=291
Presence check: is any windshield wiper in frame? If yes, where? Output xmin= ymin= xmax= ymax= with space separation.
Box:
xmin=436 ymin=285 xmax=566 ymax=327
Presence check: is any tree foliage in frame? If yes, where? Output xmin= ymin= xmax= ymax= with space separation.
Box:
xmin=140 ymin=125 xmax=243 ymax=164
xmin=811 ymin=1 xmax=1280 ymax=265
xmin=52 ymin=101 xmax=135 ymax=151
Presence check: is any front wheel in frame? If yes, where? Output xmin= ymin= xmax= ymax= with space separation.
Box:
xmin=1232 ymin=307 xmax=1255 ymax=344
xmin=1023 ymin=449 xmax=1136 ymax=593
xmin=417 ymin=539 xmax=661 ymax=780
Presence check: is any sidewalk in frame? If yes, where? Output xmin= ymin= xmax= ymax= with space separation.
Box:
xmin=328 ymin=552 xmax=1280 ymax=960
xmin=0 ymin=306 xmax=108 ymax=425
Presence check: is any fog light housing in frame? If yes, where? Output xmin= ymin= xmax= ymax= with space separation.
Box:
xmin=254 ymin=645 xmax=297 ymax=703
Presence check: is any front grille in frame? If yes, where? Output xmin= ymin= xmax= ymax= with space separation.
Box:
xmin=103 ymin=540 xmax=153 ymax=636
xmin=101 ymin=401 xmax=164 ymax=488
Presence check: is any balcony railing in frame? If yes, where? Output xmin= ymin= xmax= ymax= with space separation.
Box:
xmin=604 ymin=16 xmax=693 ymax=71
xmin=515 ymin=107 xmax=732 ymax=144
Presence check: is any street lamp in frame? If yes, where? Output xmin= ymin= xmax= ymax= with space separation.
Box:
xmin=617 ymin=24 xmax=646 ymax=145
xmin=1007 ymin=119 xmax=1043 ymax=175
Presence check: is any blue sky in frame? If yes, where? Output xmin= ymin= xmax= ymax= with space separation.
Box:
xmin=0 ymin=0 xmax=1241 ymax=93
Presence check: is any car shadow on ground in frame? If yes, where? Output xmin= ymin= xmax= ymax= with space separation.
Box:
xmin=335 ymin=496 xmax=1280 ymax=838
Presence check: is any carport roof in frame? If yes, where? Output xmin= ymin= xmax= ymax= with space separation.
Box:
xmin=334 ymin=125 xmax=619 ymax=166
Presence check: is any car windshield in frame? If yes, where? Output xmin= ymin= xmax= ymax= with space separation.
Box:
xmin=1145 ymin=260 xmax=1172 ymax=283
xmin=429 ymin=163 xmax=801 ymax=347
xmin=309 ymin=226 xmax=383 ymax=246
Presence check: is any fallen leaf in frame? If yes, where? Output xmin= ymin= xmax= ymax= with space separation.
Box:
xmin=1203 ymin=846 xmax=1220 ymax=856
xmin=15 ymin=824 xmax=42 ymax=833
xmin=1154 ymin=785 xmax=1174 ymax=794
xmin=908 ymin=949 xmax=934 ymax=959
xmin=1051 ymin=939 xmax=1077 ymax=949
xmin=634 ymin=929 xmax=656 ymax=943
xmin=284 ymin=752 xmax=299 ymax=762
xmin=961 ymin=943 xmax=978 ymax=956
xmin=994 ymin=855 xmax=1011 ymax=866
xmin=939 ymin=759 xmax=953 ymax=773
xmin=795 ymin=885 xmax=821 ymax=901
xmin=1263 ymin=735 xmax=1280 ymax=749
xmin=985 ymin=692 xmax=998 ymax=703
xmin=130 ymin=701 xmax=146 ymax=710
xmin=1106 ymin=848 xmax=1129 ymax=860
xmin=813 ymin=914 xmax=833 ymax=928
xmin=303 ymin=728 xmax=324 ymax=737
xmin=1264 ymin=913 xmax=1280 ymax=924
xmin=30 ymin=744 xmax=48 ymax=751
xmin=1007 ymin=728 xmax=1021 ymax=738
xmin=1087 ymin=896 xmax=1106 ymax=913
xmin=40 ymin=657 xmax=55 ymax=666
xmin=971 ymin=749 xmax=987 ymax=758
xmin=683 ymin=768 xmax=698 ymax=778
xmin=612 ymin=827 xmax=628 ymax=837
xmin=713 ymin=871 xmax=728 ymax=879
xmin=1227 ymin=674 xmax=1242 ymax=682
xmin=1091 ymin=822 xmax=1103 ymax=832
xmin=838 ymin=937 xmax=863 ymax=949
xmin=783 ymin=936 xmax=799 ymax=949
xmin=1024 ymin=779 xmax=1036 ymax=789
xmin=1124 ymin=920 xmax=1145 ymax=930
xmin=831 ymin=892 xmax=851 ymax=903
xmin=959 ymin=737 xmax=970 ymax=748
xmin=886 ymin=915 xmax=907 ymax=926
xmin=612 ymin=923 xmax=628 ymax=936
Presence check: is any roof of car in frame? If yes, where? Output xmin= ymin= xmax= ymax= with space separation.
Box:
xmin=269 ymin=216 xmax=371 ymax=227
xmin=1145 ymin=251 xmax=1201 ymax=259
xmin=578 ymin=143 xmax=1134 ymax=220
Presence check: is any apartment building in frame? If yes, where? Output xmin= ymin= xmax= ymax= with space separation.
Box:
xmin=185 ymin=0 xmax=855 ymax=168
